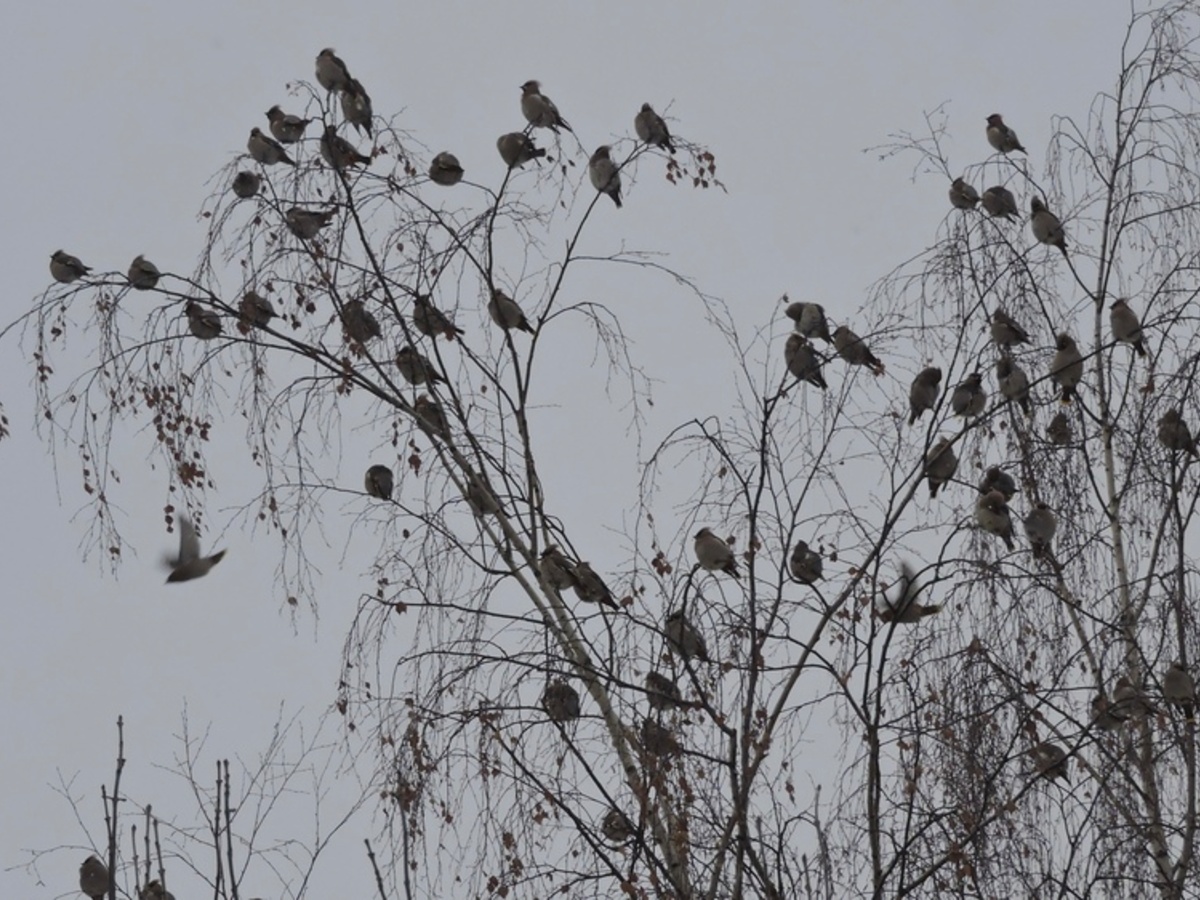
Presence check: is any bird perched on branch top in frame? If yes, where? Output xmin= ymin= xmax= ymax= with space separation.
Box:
xmin=986 ymin=113 xmax=1027 ymax=154
xmin=635 ymin=103 xmax=674 ymax=152
xmin=315 ymin=48 xmax=353 ymax=92
xmin=165 ymin=514 xmax=226 ymax=583
xmin=589 ymin=145 xmax=623 ymax=208
xmin=520 ymin=80 xmax=573 ymax=132
xmin=693 ymin=527 xmax=740 ymax=579
xmin=785 ymin=301 xmax=832 ymax=342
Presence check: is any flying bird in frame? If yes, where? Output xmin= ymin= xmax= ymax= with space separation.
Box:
xmin=79 ymin=856 xmax=109 ymax=900
xmin=975 ymin=489 xmax=1016 ymax=551
xmin=1158 ymin=408 xmax=1198 ymax=457
xmin=833 ymin=325 xmax=885 ymax=375
xmin=127 ymin=255 xmax=160 ymax=290
xmin=496 ymin=132 xmax=547 ymax=169
xmin=1109 ymin=298 xmax=1146 ymax=357
xmin=247 ymin=127 xmax=295 ymax=166
xmin=784 ymin=333 xmax=827 ymax=389
xmin=635 ymin=103 xmax=674 ymax=152
xmin=996 ymin=357 xmax=1032 ymax=415
xmin=266 ymin=105 xmax=311 ymax=144
xmin=877 ymin=562 xmax=942 ymax=623
xmin=488 ymin=288 xmax=535 ymax=333
xmin=428 ymin=152 xmax=464 ymax=186
xmin=924 ymin=437 xmax=958 ymax=499
xmin=364 ymin=464 xmax=394 ymax=500
xmin=315 ymin=48 xmax=354 ymax=92
xmin=520 ymin=80 xmax=573 ymax=133
xmin=1030 ymin=197 xmax=1068 ymax=257
xmin=784 ymin=301 xmax=832 ymax=342
xmin=588 ymin=145 xmax=623 ymax=208
xmin=165 ymin=514 xmax=226 ymax=583
xmin=50 ymin=250 xmax=91 ymax=284
xmin=1050 ymin=333 xmax=1084 ymax=403
xmin=693 ymin=527 xmax=740 ymax=579
xmin=948 ymin=177 xmax=980 ymax=210
xmin=665 ymin=609 xmax=709 ymax=662
xmin=986 ymin=113 xmax=1027 ymax=154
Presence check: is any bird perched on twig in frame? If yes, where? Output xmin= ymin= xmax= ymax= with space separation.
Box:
xmin=341 ymin=299 xmax=381 ymax=344
xmin=185 ymin=302 xmax=222 ymax=340
xmin=315 ymin=48 xmax=354 ymax=92
xmin=788 ymin=539 xmax=823 ymax=585
xmin=572 ymin=561 xmax=620 ymax=610
xmin=990 ymin=309 xmax=1030 ymax=347
xmin=1047 ymin=411 xmax=1072 ymax=446
xmin=266 ymin=105 xmax=311 ymax=144
xmin=1050 ymin=333 xmax=1084 ymax=403
xmin=247 ymin=127 xmax=294 ymax=166
xmin=1023 ymin=503 xmax=1057 ymax=560
xmin=951 ymin=371 xmax=987 ymax=418
xmin=496 ymin=132 xmax=546 ymax=169
xmin=429 ymin=152 xmax=464 ymax=186
xmin=321 ymin=126 xmax=371 ymax=169
xmin=635 ymin=103 xmax=674 ymax=152
xmin=996 ymin=357 xmax=1032 ymax=415
xmin=979 ymin=466 xmax=1017 ymax=501
xmin=975 ymin=489 xmax=1015 ymax=551
xmin=488 ymin=288 xmax=535 ymax=333
xmin=693 ymin=527 xmax=740 ymax=579
xmin=520 ymin=80 xmax=573 ymax=133
xmin=395 ymin=346 xmax=445 ymax=385
xmin=413 ymin=395 xmax=450 ymax=440
xmin=784 ymin=333 xmax=827 ymax=389
xmin=541 ymin=681 xmax=581 ymax=722
xmin=364 ymin=464 xmax=394 ymax=500
xmin=285 ymin=207 xmax=336 ymax=240
xmin=640 ymin=717 xmax=681 ymax=757
xmin=1109 ymin=298 xmax=1146 ymax=357
xmin=924 ymin=437 xmax=958 ymax=499
xmin=986 ymin=113 xmax=1027 ymax=154
xmin=981 ymin=186 xmax=1018 ymax=220
xmin=127 ymin=255 xmax=160 ymax=290
xmin=340 ymin=78 xmax=373 ymax=137
xmin=1031 ymin=742 xmax=1069 ymax=782
xmin=785 ymin=301 xmax=832 ymax=343
xmin=645 ymin=671 xmax=690 ymax=710
xmin=589 ymin=145 xmax=623 ymax=208
xmin=665 ymin=609 xmax=708 ymax=662
xmin=908 ymin=366 xmax=942 ymax=425
xmin=165 ymin=514 xmax=226 ymax=583
xmin=1158 ymin=408 xmax=1198 ymax=457
xmin=539 ymin=546 xmax=580 ymax=591
xmin=79 ymin=856 xmax=109 ymax=900
xmin=601 ymin=808 xmax=636 ymax=843
xmin=1163 ymin=662 xmax=1196 ymax=720
xmin=230 ymin=171 xmax=261 ymax=199
xmin=411 ymin=294 xmax=463 ymax=341
xmin=1031 ymin=197 xmax=1068 ymax=257
xmin=50 ymin=250 xmax=91 ymax=284
xmin=239 ymin=291 xmax=276 ymax=329
xmin=833 ymin=325 xmax=885 ymax=375
xmin=949 ymin=177 xmax=980 ymax=210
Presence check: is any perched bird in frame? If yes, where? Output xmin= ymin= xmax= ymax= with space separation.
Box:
xmin=411 ymin=294 xmax=464 ymax=341
xmin=127 ymin=254 xmax=160 ymax=290
xmin=601 ymin=808 xmax=636 ymax=843
xmin=79 ymin=855 xmax=109 ymax=900
xmin=645 ymin=671 xmax=687 ymax=710
xmin=315 ymin=48 xmax=354 ymax=92
xmin=924 ymin=438 xmax=958 ymax=499
xmin=285 ymin=206 xmax=336 ymax=240
xmin=986 ymin=113 xmax=1027 ymax=154
xmin=395 ymin=346 xmax=445 ymax=385
xmin=640 ymin=717 xmax=681 ymax=757
xmin=996 ymin=357 xmax=1032 ymax=415
xmin=908 ymin=367 xmax=942 ymax=425
xmin=428 ymin=152 xmax=464 ymax=186
xmin=664 ymin=609 xmax=709 ymax=662
xmin=488 ymin=288 xmax=535 ymax=333
xmin=1023 ymin=502 xmax=1057 ymax=560
xmin=320 ymin=125 xmax=371 ymax=169
xmin=784 ymin=333 xmax=827 ymax=389
xmin=788 ymin=539 xmax=823 ymax=585
xmin=140 ymin=880 xmax=176 ymax=900
xmin=979 ymin=466 xmax=1017 ymax=501
xmin=413 ymin=394 xmax=449 ymax=440
xmin=693 ymin=527 xmax=740 ymax=579
xmin=635 ymin=103 xmax=674 ymax=152
xmin=980 ymin=186 xmax=1019 ymax=220
xmin=1112 ymin=675 xmax=1159 ymax=721
xmin=239 ymin=290 xmax=276 ymax=329
xmin=520 ymin=80 xmax=572 ymax=133
xmin=266 ymin=105 xmax=311 ymax=144
xmin=1158 ymin=408 xmax=1198 ymax=457
xmin=990 ymin=309 xmax=1030 ymax=347
xmin=877 ymin=562 xmax=941 ymax=623
xmin=539 ymin=545 xmax=580 ymax=591
xmin=588 ymin=145 xmax=623 ymax=208
xmin=50 ymin=250 xmax=91 ymax=284
xmin=165 ymin=514 xmax=226 ymax=583
xmin=541 ymin=680 xmax=582 ymax=722
xmin=1047 ymin=411 xmax=1073 ymax=446
xmin=1030 ymin=197 xmax=1068 ymax=257
xmin=1031 ymin=742 xmax=1069 ymax=782
xmin=364 ymin=464 xmax=394 ymax=500
xmin=185 ymin=302 xmax=222 ymax=340
xmin=784 ymin=301 xmax=832 ymax=343
xmin=832 ymin=325 xmax=885 ymax=375
xmin=948 ymin=177 xmax=980 ymax=210
xmin=247 ymin=127 xmax=295 ymax=166
xmin=340 ymin=78 xmax=373 ymax=137
xmin=230 ymin=171 xmax=261 ymax=199
xmin=341 ymin=299 xmax=381 ymax=344
xmin=572 ymin=561 xmax=620 ymax=610
xmin=1050 ymin=333 xmax=1084 ymax=403
xmin=496 ymin=132 xmax=546 ymax=169
xmin=1091 ymin=693 xmax=1122 ymax=732
xmin=1163 ymin=662 xmax=1196 ymax=720
xmin=950 ymin=371 xmax=987 ymax=418
xmin=975 ymin=489 xmax=1015 ymax=550
xmin=465 ymin=474 xmax=501 ymax=517
xmin=1109 ymin=298 xmax=1146 ymax=357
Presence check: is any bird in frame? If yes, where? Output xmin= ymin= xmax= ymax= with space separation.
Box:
xmin=413 ymin=395 xmax=449 ymax=440
xmin=986 ymin=113 xmax=1027 ymax=154
xmin=788 ymin=539 xmax=823 ymax=585
xmin=541 ymin=681 xmax=582 ymax=722
xmin=1112 ymin=675 xmax=1159 ymax=721
xmin=1030 ymin=197 xmax=1068 ymax=257
xmin=635 ymin=103 xmax=674 ymax=152
xmin=265 ymin=105 xmax=311 ymax=144
xmin=285 ymin=206 xmax=336 ymax=240
xmin=1091 ymin=693 xmax=1122 ymax=732
xmin=1050 ymin=333 xmax=1084 ymax=403
xmin=465 ymin=475 xmax=501 ymax=517
xmin=979 ymin=466 xmax=1017 ymax=501
xmin=601 ymin=808 xmax=636 ymax=843
xmin=1158 ymin=408 xmax=1198 ymax=457
xmin=488 ymin=288 xmax=535 ymax=333
xmin=572 ymin=561 xmax=620 ymax=610
xmin=1163 ymin=662 xmax=1196 ymax=720
xmin=784 ymin=301 xmax=832 ymax=342
xmin=411 ymin=294 xmax=464 ymax=341
xmin=1047 ymin=411 xmax=1073 ymax=446
xmin=990 ymin=309 xmax=1030 ymax=347
xmin=832 ymin=325 xmax=885 ymax=375
xmin=394 ymin=346 xmax=445 ymax=385
xmin=185 ymin=302 xmax=222 ymax=340
xmin=496 ymin=132 xmax=547 ymax=169
xmin=693 ymin=527 xmax=740 ymax=579
xmin=165 ymin=513 xmax=226 ymax=583
xmin=1024 ymin=502 xmax=1057 ymax=560
xmin=640 ymin=717 xmax=682 ymax=757
xmin=239 ymin=291 xmax=276 ymax=329
xmin=996 ymin=357 xmax=1032 ymax=415
xmin=364 ymin=464 xmax=394 ymax=500
xmin=539 ymin=545 xmax=580 ymax=591
xmin=877 ymin=562 xmax=942 ymax=623
xmin=247 ymin=127 xmax=295 ymax=166
xmin=520 ymin=80 xmax=572 ymax=132
xmin=784 ymin=333 xmax=827 ymax=389
xmin=79 ymin=855 xmax=109 ymax=900
xmin=320 ymin=125 xmax=371 ymax=169
xmin=645 ymin=671 xmax=688 ymax=710
xmin=428 ymin=152 xmax=464 ymax=186
xmin=1031 ymin=742 xmax=1070 ymax=782
xmin=340 ymin=78 xmax=373 ymax=137
xmin=908 ymin=367 xmax=942 ymax=425
xmin=588 ymin=145 xmax=623 ymax=208
xmin=980 ymin=186 xmax=1019 ymax=220
xmin=230 ymin=171 xmax=261 ymax=199
xmin=924 ymin=438 xmax=958 ymax=499
xmin=975 ymin=489 xmax=1015 ymax=551
xmin=50 ymin=250 xmax=91 ymax=284
xmin=948 ymin=177 xmax=980 ymax=210
xmin=664 ymin=609 xmax=709 ymax=662
xmin=341 ymin=299 xmax=381 ymax=344
xmin=1109 ymin=298 xmax=1146 ymax=357
xmin=950 ymin=371 xmax=987 ymax=418
xmin=140 ymin=880 xmax=176 ymax=900
xmin=127 ymin=255 xmax=160 ymax=290
xmin=315 ymin=48 xmax=354 ymax=93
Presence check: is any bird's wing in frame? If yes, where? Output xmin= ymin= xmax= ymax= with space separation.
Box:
xmin=177 ymin=515 xmax=200 ymax=564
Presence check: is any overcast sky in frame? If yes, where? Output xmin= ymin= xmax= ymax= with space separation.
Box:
xmin=2 ymin=3 xmax=1139 ymax=897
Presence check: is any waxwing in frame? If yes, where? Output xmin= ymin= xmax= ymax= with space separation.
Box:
xmin=496 ymin=132 xmax=546 ymax=169
xmin=1158 ymin=408 xmax=1198 ymax=456
xmin=230 ymin=171 xmax=261 ymax=199
xmin=539 ymin=545 xmax=580 ymax=591
xmin=364 ymin=464 xmax=394 ymax=500
xmin=908 ymin=367 xmax=942 ymax=425
xmin=601 ymin=808 xmax=636 ymax=843
xmin=394 ymin=346 xmax=445 ymax=385
xmin=466 ymin=474 xmax=500 ymax=517
xmin=784 ymin=333 xmax=827 ymax=389
xmin=520 ymin=80 xmax=572 ymax=133
xmin=285 ymin=206 xmax=336 ymax=240
xmin=127 ymin=254 xmax=160 ymax=290
xmin=1163 ymin=662 xmax=1196 ymax=720
xmin=877 ymin=562 xmax=941 ymax=623
xmin=185 ymin=302 xmax=222 ymax=340
xmin=50 ymin=250 xmax=91 ymax=283
xmin=1091 ymin=693 xmax=1122 ymax=732
xmin=948 ymin=177 xmax=980 ymax=210
xmin=1031 ymin=742 xmax=1069 ymax=782
xmin=341 ymin=299 xmax=381 ymax=343
xmin=980 ymin=185 xmax=1018 ymax=220
xmin=239 ymin=290 xmax=276 ymax=329
xmin=265 ymin=105 xmax=311 ymax=144
xmin=832 ymin=325 xmax=885 ymax=375
xmin=784 ymin=300 xmax=832 ymax=342
xmin=413 ymin=394 xmax=449 ymax=440
xmin=572 ymin=561 xmax=619 ymax=610
xmin=411 ymin=294 xmax=464 ymax=340
xmin=979 ymin=466 xmax=1017 ymax=501
xmin=990 ymin=309 xmax=1030 ymax=347
xmin=79 ymin=855 xmax=109 ymax=900
xmin=247 ymin=127 xmax=294 ymax=166
xmin=315 ymin=48 xmax=353 ymax=92
xmin=165 ymin=514 xmax=226 ymax=583
xmin=645 ymin=671 xmax=688 ymax=710
xmin=924 ymin=437 xmax=958 ymax=498
xmin=340 ymin=78 xmax=373 ymax=137
xmin=975 ymin=489 xmax=1015 ymax=550
xmin=665 ymin=609 xmax=708 ymax=662
xmin=588 ymin=145 xmax=622 ymax=208
xmin=321 ymin=125 xmax=371 ymax=169
xmin=694 ymin=527 xmax=740 ymax=579
xmin=635 ymin=103 xmax=674 ymax=152
xmin=640 ymin=717 xmax=681 ymax=757
xmin=1031 ymin=197 xmax=1068 ymax=257
xmin=541 ymin=680 xmax=581 ymax=722
xmin=1047 ymin=411 xmax=1072 ymax=446
xmin=1023 ymin=502 xmax=1057 ymax=560
xmin=1112 ymin=675 xmax=1159 ymax=720
xmin=788 ymin=539 xmax=823 ymax=585
xmin=986 ymin=113 xmax=1026 ymax=154
xmin=488 ymin=288 xmax=535 ymax=333
xmin=1109 ymin=298 xmax=1146 ymax=357
xmin=996 ymin=356 xmax=1032 ymax=415
xmin=428 ymin=152 xmax=464 ymax=186
xmin=141 ymin=880 xmax=176 ymax=900
xmin=950 ymin=371 xmax=987 ymax=418
xmin=1050 ymin=333 xmax=1084 ymax=403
